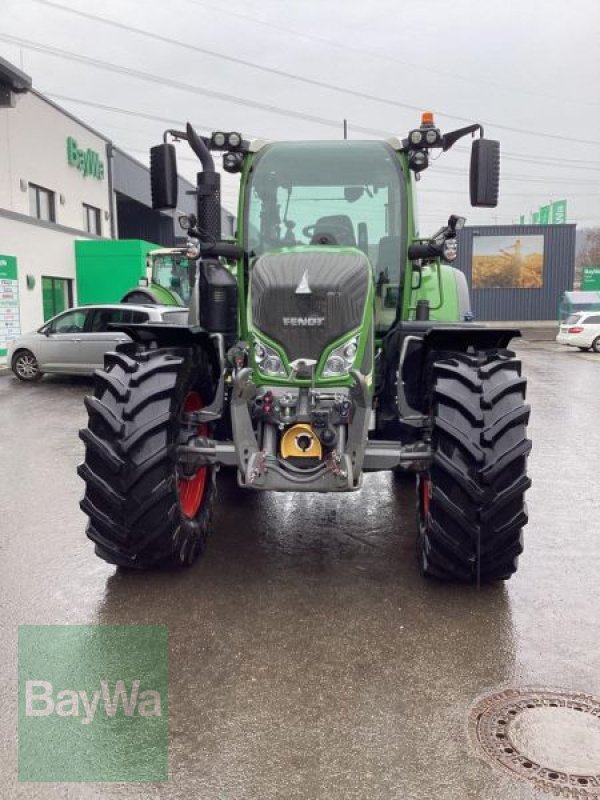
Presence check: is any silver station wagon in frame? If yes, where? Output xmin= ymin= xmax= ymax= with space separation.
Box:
xmin=7 ymin=304 xmax=188 ymax=381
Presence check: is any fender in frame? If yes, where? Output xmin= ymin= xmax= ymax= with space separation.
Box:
xmin=110 ymin=323 xmax=221 ymax=377
xmin=382 ymin=321 xmax=521 ymax=418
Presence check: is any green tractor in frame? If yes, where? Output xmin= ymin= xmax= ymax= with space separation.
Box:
xmin=121 ymin=248 xmax=192 ymax=307
xmin=78 ymin=114 xmax=531 ymax=583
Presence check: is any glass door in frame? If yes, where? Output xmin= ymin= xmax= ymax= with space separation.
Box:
xmin=42 ymin=277 xmax=73 ymax=320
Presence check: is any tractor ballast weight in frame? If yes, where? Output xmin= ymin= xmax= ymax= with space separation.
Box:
xmin=79 ymin=114 xmax=531 ymax=584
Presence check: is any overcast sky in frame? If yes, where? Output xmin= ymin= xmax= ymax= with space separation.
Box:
xmin=2 ymin=0 xmax=600 ymax=230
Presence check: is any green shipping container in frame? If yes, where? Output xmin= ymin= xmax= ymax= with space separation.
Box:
xmin=75 ymin=239 xmax=160 ymax=306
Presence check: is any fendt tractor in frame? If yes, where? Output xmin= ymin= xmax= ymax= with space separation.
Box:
xmin=78 ymin=113 xmax=532 ymax=583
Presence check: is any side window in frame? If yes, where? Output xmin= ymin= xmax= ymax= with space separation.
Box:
xmin=89 ymin=308 xmax=126 ymax=332
xmin=51 ymin=310 xmax=88 ymax=334
xmin=584 ymin=315 xmax=600 ymax=324
xmin=129 ymin=311 xmax=149 ymax=323
xmin=29 ymin=183 xmax=56 ymax=222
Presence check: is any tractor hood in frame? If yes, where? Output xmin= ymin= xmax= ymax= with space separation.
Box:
xmin=250 ymin=247 xmax=371 ymax=362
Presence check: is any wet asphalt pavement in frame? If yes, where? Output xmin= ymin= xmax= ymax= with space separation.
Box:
xmin=1 ymin=340 xmax=600 ymax=799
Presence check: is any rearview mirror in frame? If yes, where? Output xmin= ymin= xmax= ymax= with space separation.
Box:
xmin=150 ymin=143 xmax=178 ymax=209
xmin=469 ymin=139 xmax=500 ymax=208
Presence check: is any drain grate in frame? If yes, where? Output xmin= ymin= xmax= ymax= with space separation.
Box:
xmin=469 ymin=688 xmax=600 ymax=796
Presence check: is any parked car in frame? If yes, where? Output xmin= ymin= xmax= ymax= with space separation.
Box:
xmin=7 ymin=304 xmax=188 ymax=381
xmin=556 ymin=312 xmax=600 ymax=353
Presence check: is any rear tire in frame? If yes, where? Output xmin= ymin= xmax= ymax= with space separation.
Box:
xmin=417 ymin=349 xmax=531 ymax=583
xmin=12 ymin=349 xmax=43 ymax=381
xmin=592 ymin=336 xmax=600 ymax=354
xmin=78 ymin=347 xmax=216 ymax=569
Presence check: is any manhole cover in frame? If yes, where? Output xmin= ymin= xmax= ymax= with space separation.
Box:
xmin=469 ymin=688 xmax=600 ymax=796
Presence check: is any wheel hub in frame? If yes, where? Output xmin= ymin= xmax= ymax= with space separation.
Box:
xmin=16 ymin=355 xmax=38 ymax=378
xmin=177 ymin=392 xmax=209 ymax=518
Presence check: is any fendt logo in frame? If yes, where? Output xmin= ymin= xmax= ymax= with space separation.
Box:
xmin=25 ymin=679 xmax=162 ymax=725
xmin=66 ymin=136 xmax=105 ymax=179
xmin=283 ymin=316 xmax=325 ymax=327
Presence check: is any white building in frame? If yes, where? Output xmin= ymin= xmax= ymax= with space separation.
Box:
xmin=0 ymin=89 xmax=116 ymax=358
xmin=0 ymin=59 xmax=235 ymax=365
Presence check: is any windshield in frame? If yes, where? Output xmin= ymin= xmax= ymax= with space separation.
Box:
xmin=151 ymin=254 xmax=191 ymax=304
xmin=246 ymin=141 xmax=406 ymax=287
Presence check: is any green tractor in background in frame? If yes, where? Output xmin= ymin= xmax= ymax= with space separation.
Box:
xmin=78 ymin=113 xmax=531 ymax=583
xmin=121 ymin=248 xmax=193 ymax=307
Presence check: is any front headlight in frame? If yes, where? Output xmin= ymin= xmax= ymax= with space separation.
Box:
xmin=322 ymin=335 xmax=359 ymax=378
xmin=254 ymin=337 xmax=288 ymax=377
xmin=442 ymin=238 xmax=458 ymax=262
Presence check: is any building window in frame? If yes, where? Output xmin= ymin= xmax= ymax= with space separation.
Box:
xmin=42 ymin=277 xmax=73 ymax=321
xmin=29 ymin=183 xmax=56 ymax=222
xmin=83 ymin=203 xmax=102 ymax=236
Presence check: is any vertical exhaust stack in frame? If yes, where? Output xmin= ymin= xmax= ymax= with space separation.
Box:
xmin=186 ymin=123 xmax=222 ymax=242
xmin=149 ymin=123 xmax=223 ymax=242
xmin=196 ymin=171 xmax=222 ymax=242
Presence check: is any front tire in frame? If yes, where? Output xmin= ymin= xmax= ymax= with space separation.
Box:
xmin=417 ymin=350 xmax=531 ymax=583
xmin=78 ymin=347 xmax=216 ymax=569
xmin=12 ymin=349 xmax=43 ymax=381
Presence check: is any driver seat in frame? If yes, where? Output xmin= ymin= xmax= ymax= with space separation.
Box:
xmin=310 ymin=215 xmax=356 ymax=247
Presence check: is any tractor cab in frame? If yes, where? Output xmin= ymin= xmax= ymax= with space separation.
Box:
xmin=246 ymin=140 xmax=406 ymax=332
xmin=121 ymin=248 xmax=191 ymax=306
xmin=149 ymin=249 xmax=191 ymax=305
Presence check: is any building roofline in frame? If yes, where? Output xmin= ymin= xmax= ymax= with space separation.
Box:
xmin=30 ymin=88 xmax=113 ymax=145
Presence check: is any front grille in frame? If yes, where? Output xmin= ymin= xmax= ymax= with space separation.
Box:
xmin=251 ymin=250 xmax=370 ymax=361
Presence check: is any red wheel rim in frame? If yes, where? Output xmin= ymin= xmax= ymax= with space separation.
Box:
xmin=177 ymin=391 xmax=209 ymax=518
xmin=421 ymin=475 xmax=431 ymax=520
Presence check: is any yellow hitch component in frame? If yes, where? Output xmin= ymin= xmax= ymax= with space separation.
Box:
xmin=280 ymin=424 xmax=323 ymax=459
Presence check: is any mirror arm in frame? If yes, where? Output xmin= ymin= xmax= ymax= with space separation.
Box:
xmin=442 ymin=123 xmax=483 ymax=152
xmin=186 ymin=123 xmax=215 ymax=172
xmin=163 ymin=128 xmax=188 ymax=144
xmin=162 ymin=126 xmax=215 ymax=172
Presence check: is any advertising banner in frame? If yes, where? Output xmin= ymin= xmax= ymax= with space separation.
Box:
xmin=0 ymin=255 xmax=21 ymax=358
xmin=551 ymin=199 xmax=567 ymax=224
xmin=472 ymin=234 xmax=544 ymax=289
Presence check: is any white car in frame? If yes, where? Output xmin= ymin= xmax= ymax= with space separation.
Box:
xmin=556 ymin=312 xmax=600 ymax=352
xmin=7 ymin=303 xmax=188 ymax=381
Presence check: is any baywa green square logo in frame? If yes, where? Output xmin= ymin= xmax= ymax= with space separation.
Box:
xmin=18 ymin=625 xmax=168 ymax=782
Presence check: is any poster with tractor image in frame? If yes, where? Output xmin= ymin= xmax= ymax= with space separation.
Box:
xmin=472 ymin=234 xmax=544 ymax=289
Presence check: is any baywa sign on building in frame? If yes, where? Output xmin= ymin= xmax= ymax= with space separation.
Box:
xmin=66 ymin=136 xmax=105 ymax=179
xmin=18 ymin=625 xmax=168 ymax=782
